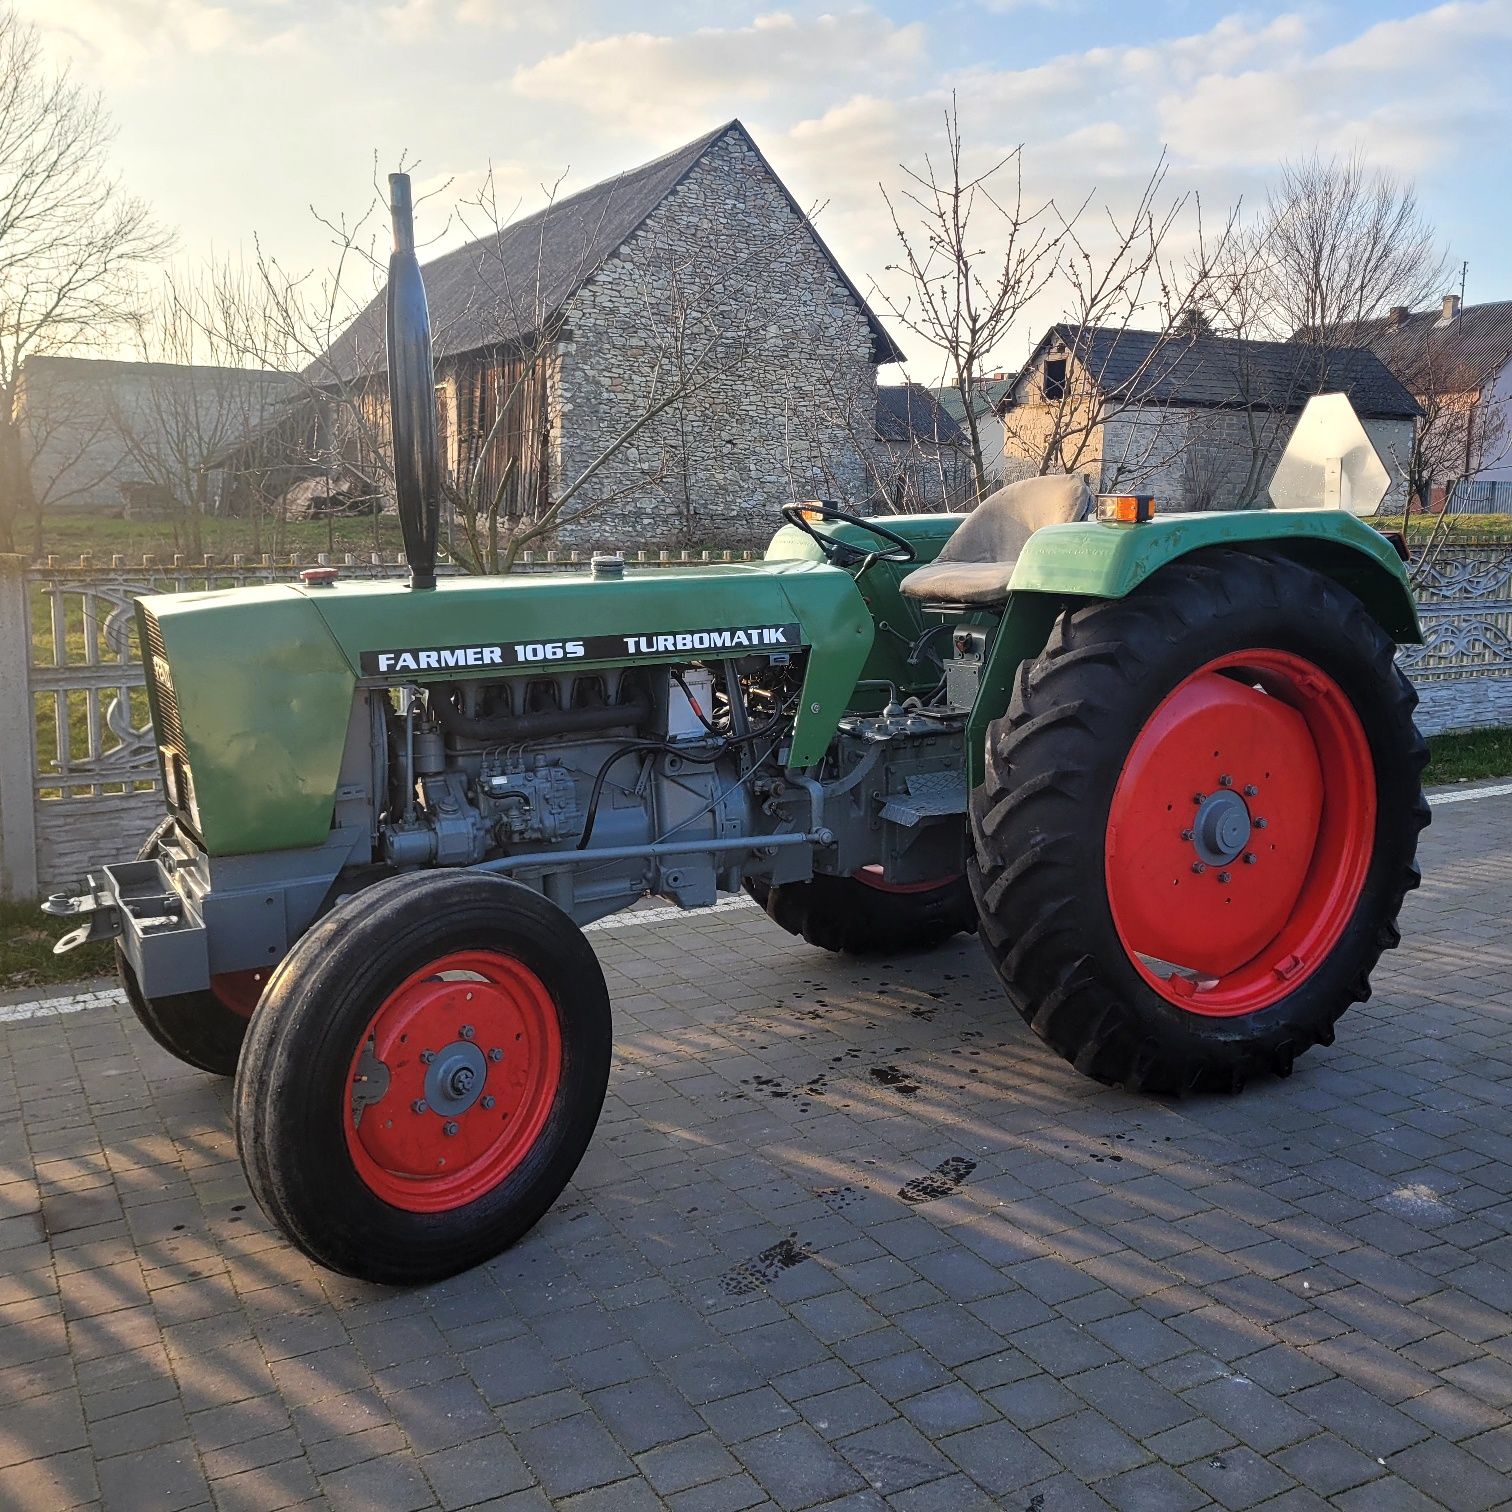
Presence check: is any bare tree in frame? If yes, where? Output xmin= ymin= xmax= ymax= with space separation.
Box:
xmin=8 ymin=360 xmax=125 ymax=546
xmin=871 ymin=98 xmax=1062 ymax=502
xmin=1253 ymin=152 xmax=1446 ymax=349
xmin=0 ymin=8 xmax=169 ymax=551
xmin=106 ymin=278 xmax=299 ymax=555
xmin=999 ymin=160 xmax=1235 ymax=491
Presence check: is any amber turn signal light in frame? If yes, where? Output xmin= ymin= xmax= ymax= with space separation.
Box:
xmin=1096 ymin=494 xmax=1156 ymax=524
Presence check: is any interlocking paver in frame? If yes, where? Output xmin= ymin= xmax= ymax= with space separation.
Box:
xmin=5 ymin=793 xmax=1512 ymax=1508
xmin=419 ymin=1433 xmax=535 ymax=1509
xmin=96 ymin=1437 xmax=210 ymax=1511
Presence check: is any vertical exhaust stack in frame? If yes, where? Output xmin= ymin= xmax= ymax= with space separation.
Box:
xmin=386 ymin=172 xmax=441 ymax=591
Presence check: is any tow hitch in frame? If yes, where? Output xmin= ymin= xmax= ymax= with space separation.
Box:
xmin=43 ymin=860 xmax=208 ymax=994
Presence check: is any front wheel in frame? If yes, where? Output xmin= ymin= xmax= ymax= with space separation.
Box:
xmin=234 ymin=872 xmax=611 ymax=1284
xmin=970 ymin=548 xmax=1428 ymax=1094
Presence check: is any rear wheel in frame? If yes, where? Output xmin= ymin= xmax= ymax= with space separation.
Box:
xmin=970 ymin=548 xmax=1428 ymax=1094
xmin=234 ymin=872 xmax=610 ymax=1284
xmin=117 ymin=823 xmax=261 ymax=1076
xmin=749 ymin=856 xmax=977 ymax=956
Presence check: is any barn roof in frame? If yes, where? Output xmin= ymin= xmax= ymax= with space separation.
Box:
xmin=317 ymin=120 xmax=902 ymax=381
xmin=876 ymin=383 xmax=968 ymax=445
xmin=933 ymin=377 xmax=1013 ymax=427
xmin=1012 ymin=325 xmax=1420 ymax=420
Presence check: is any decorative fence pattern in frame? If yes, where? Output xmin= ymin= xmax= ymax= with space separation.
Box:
xmin=1401 ymin=536 xmax=1512 ymax=736
xmin=3 ymin=536 xmax=1511 ymax=898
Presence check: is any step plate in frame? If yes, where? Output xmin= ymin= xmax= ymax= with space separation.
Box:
xmin=879 ymin=769 xmax=967 ymax=827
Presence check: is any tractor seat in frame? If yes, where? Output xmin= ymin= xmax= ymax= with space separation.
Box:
xmin=899 ymin=474 xmax=1094 ymax=605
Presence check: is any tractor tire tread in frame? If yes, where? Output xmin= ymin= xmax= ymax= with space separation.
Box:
xmin=968 ymin=546 xmax=1427 ymax=1096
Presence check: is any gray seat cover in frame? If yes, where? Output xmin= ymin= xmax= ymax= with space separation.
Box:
xmin=899 ymin=474 xmax=1094 ymax=605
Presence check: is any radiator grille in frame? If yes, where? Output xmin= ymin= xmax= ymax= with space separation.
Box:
xmin=140 ymin=608 xmax=185 ymax=752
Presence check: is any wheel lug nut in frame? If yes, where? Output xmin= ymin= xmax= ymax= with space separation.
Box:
xmin=1254 ymin=817 xmax=1268 ymax=829
xmin=481 ymin=1095 xmax=496 ymax=1109
xmin=1219 ymin=774 xmax=1232 ymax=787
xmin=420 ymin=1051 xmax=436 ymax=1064
xmin=1180 ymin=828 xmax=1194 ymax=842
xmin=1243 ymin=852 xmax=1257 ymax=864
xmin=489 ymin=1047 xmax=503 ymax=1062
xmin=443 ymin=1121 xmax=459 ymax=1137
xmin=1244 ymin=784 xmax=1258 ymax=796
xmin=460 ymin=1025 xmax=475 ymax=1040
xmin=1217 ymin=871 xmax=1232 ymax=884
xmin=1191 ymin=862 xmax=1206 ymax=875
xmin=411 ymin=1099 xmax=427 ymax=1114
xmin=1192 ymin=792 xmax=1205 ymax=804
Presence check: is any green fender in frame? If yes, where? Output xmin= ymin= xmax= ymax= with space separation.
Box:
xmin=966 ymin=509 xmax=1421 ymax=786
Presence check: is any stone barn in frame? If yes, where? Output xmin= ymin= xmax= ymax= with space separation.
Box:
xmin=315 ymin=120 xmax=903 ymax=551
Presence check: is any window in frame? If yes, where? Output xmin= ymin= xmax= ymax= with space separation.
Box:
xmin=1042 ymin=358 xmax=1067 ymax=402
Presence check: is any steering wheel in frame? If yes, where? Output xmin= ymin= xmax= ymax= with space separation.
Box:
xmin=780 ymin=501 xmax=917 ymax=565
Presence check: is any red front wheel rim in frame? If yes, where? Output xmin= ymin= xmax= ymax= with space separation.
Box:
xmin=343 ymin=950 xmax=563 ymax=1212
xmin=1104 ymin=649 xmax=1375 ymax=1017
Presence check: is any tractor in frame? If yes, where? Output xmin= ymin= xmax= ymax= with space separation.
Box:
xmin=46 ymin=175 xmax=1428 ymax=1285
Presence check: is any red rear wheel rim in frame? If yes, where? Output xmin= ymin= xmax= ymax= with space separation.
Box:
xmin=1104 ymin=649 xmax=1374 ymax=1017
xmin=343 ymin=950 xmax=563 ymax=1212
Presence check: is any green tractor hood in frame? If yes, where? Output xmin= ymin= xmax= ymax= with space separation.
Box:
xmin=138 ymin=561 xmax=872 ymax=856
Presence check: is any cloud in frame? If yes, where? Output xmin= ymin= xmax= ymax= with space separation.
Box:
xmin=14 ymin=0 xmax=295 ymax=71
xmin=512 ymin=9 xmax=927 ymax=141
xmin=375 ymin=0 xmax=524 ymax=42
xmin=1155 ymin=0 xmax=1512 ymax=171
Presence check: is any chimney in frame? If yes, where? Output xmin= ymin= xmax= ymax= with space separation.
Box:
xmin=1388 ymin=306 xmax=1408 ymax=325
xmin=1438 ymin=293 xmax=1461 ymax=325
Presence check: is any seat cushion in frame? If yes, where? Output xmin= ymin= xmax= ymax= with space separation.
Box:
xmin=900 ymin=474 xmax=1094 ymax=605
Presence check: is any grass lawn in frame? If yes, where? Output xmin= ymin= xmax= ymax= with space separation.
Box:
xmin=1422 ymin=727 xmax=1512 ymax=787
xmin=26 ymin=512 xmax=408 ymax=564
xmin=0 ymin=898 xmax=114 ymax=993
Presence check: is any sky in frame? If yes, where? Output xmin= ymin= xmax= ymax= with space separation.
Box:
xmin=17 ymin=0 xmax=1512 ymax=374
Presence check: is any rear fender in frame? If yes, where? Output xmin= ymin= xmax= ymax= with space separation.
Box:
xmin=965 ymin=510 xmax=1420 ymax=787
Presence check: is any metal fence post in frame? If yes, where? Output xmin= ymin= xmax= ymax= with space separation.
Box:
xmin=0 ymin=554 xmax=39 ymax=899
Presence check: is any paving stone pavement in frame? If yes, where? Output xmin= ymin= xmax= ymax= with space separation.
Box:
xmin=3 ymin=792 xmax=1512 ymax=1510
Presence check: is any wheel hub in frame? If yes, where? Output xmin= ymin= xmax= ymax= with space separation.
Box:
xmin=1104 ymin=648 xmax=1375 ymax=1017
xmin=424 ymin=1041 xmax=488 ymax=1116
xmin=342 ymin=949 xmax=564 ymax=1213
xmin=1192 ymin=789 xmax=1252 ymax=866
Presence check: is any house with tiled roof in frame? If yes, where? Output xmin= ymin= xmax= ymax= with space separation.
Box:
xmin=931 ymin=374 xmax=1013 ymax=490
xmin=1351 ymin=296 xmax=1512 ymax=503
xmin=871 ymin=383 xmax=972 ymax=511
xmin=998 ymin=324 xmax=1419 ymax=512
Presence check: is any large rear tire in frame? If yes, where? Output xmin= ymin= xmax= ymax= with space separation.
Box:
xmin=117 ymin=822 xmax=261 ymax=1076
xmin=749 ymin=862 xmax=977 ymax=956
xmin=234 ymin=872 xmax=610 ymax=1284
xmin=970 ymin=548 xmax=1428 ymax=1094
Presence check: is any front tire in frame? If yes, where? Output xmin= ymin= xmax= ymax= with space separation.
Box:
xmin=970 ymin=548 xmax=1428 ymax=1094
xmin=234 ymin=872 xmax=610 ymax=1284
